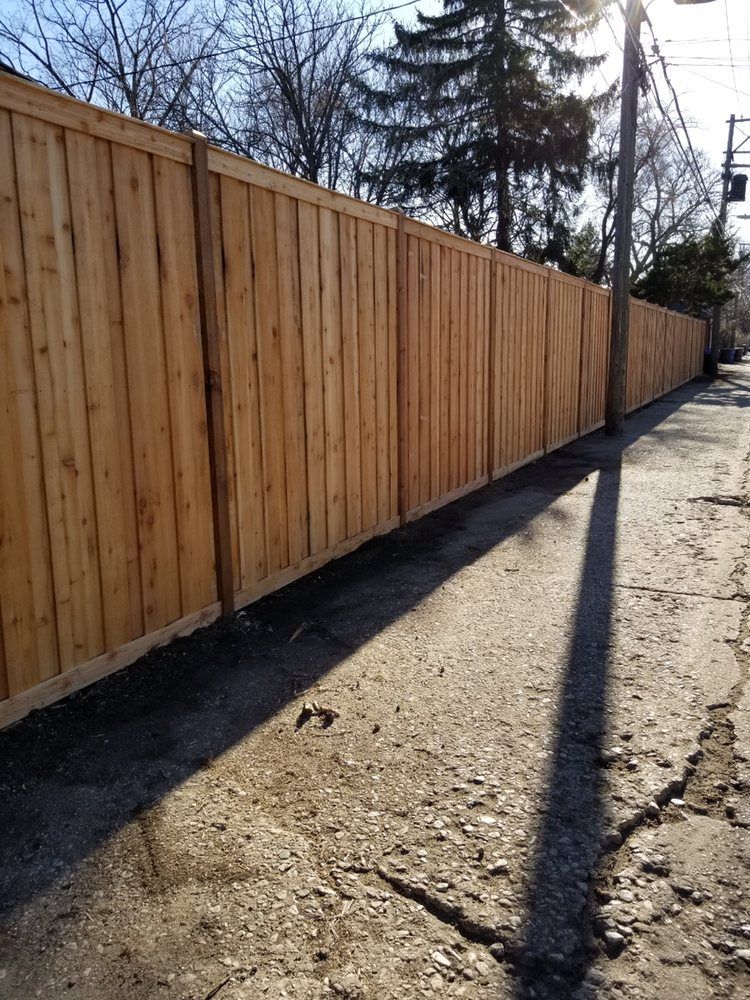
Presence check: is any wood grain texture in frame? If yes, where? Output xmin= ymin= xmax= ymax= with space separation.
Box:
xmin=0 ymin=72 xmax=705 ymax=717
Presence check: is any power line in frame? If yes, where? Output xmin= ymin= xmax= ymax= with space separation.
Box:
xmin=643 ymin=17 xmax=723 ymax=229
xmin=673 ymin=63 xmax=750 ymax=102
xmin=1 ymin=0 xmax=423 ymax=93
xmin=665 ymin=54 xmax=750 ymax=63
xmin=668 ymin=60 xmax=750 ymax=66
xmin=724 ymin=0 xmax=740 ymax=106
xmin=662 ymin=37 xmax=750 ymax=45
xmin=606 ymin=0 xmax=721 ymax=229
xmin=555 ymin=0 xmax=617 ymax=94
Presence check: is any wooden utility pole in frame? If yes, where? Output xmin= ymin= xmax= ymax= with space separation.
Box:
xmin=708 ymin=115 xmax=736 ymax=376
xmin=604 ymin=0 xmax=717 ymax=432
xmin=605 ymin=0 xmax=643 ymax=436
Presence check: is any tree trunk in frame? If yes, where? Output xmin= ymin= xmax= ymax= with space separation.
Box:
xmin=496 ymin=165 xmax=511 ymax=252
xmin=494 ymin=1 xmax=509 ymax=252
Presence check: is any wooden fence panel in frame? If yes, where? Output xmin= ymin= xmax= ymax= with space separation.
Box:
xmin=626 ymin=300 xmax=644 ymax=412
xmin=644 ymin=306 xmax=663 ymax=404
xmin=0 ymin=72 xmax=709 ymax=724
xmin=675 ymin=316 xmax=686 ymax=387
xmin=545 ymin=273 xmax=584 ymax=450
xmin=635 ymin=302 xmax=661 ymax=406
xmin=0 ymin=92 xmax=218 ymax=720
xmin=401 ymin=220 xmax=491 ymax=519
xmin=579 ymin=286 xmax=610 ymax=434
xmin=490 ymin=258 xmax=548 ymax=477
xmin=654 ymin=310 xmax=668 ymax=399
xmin=660 ymin=313 xmax=677 ymax=395
xmin=208 ymin=151 xmax=400 ymax=603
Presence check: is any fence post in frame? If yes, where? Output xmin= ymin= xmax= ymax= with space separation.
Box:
xmin=576 ymin=283 xmax=588 ymax=437
xmin=395 ymin=211 xmax=409 ymax=525
xmin=187 ymin=131 xmax=234 ymax=616
xmin=541 ymin=272 xmax=552 ymax=454
xmin=486 ymin=249 xmax=498 ymax=481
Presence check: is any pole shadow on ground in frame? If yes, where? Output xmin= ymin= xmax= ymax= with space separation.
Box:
xmin=0 ymin=379 xmax=717 ymax=930
xmin=513 ymin=459 xmax=621 ymax=998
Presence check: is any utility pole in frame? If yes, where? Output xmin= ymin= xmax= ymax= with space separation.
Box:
xmin=708 ymin=116 xmax=736 ymax=376
xmin=605 ymin=0 xmax=643 ymax=436
xmin=604 ymin=0 xmax=718 ymax=434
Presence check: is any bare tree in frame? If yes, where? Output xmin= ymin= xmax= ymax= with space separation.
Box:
xmin=0 ymin=0 xmax=223 ymax=129
xmin=200 ymin=0 xmax=379 ymax=190
xmin=579 ymin=99 xmax=718 ymax=285
xmin=723 ymin=248 xmax=750 ymax=347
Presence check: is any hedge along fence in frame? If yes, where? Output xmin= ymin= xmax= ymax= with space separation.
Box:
xmin=0 ymin=72 xmax=707 ymax=727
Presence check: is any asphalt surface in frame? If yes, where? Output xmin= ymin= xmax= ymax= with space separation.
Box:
xmin=0 ymin=367 xmax=749 ymax=1000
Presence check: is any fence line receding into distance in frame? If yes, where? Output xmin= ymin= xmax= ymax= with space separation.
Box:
xmin=0 ymin=73 xmax=707 ymax=726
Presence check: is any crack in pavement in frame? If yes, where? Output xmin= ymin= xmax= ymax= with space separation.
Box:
xmin=614 ymin=582 xmax=749 ymax=604
xmin=688 ymin=494 xmax=749 ymax=509
xmin=586 ymin=445 xmax=750 ymax=969
xmin=375 ymin=449 xmax=750 ymax=995
xmin=375 ymin=864 xmax=512 ymax=962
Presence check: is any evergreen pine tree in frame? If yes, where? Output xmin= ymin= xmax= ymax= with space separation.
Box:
xmin=367 ymin=0 xmax=607 ymax=256
xmin=632 ymin=228 xmax=744 ymax=317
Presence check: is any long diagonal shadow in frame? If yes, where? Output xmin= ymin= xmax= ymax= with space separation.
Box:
xmin=514 ymin=460 xmax=622 ymax=998
xmin=0 ymin=380 xmax=713 ymax=921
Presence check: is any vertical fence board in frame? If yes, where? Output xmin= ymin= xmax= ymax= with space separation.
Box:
xmin=276 ymin=194 xmax=310 ymax=566
xmin=319 ymin=206 xmax=348 ymax=546
xmin=252 ymin=186 xmax=290 ymax=573
xmin=219 ymin=176 xmax=267 ymax=586
xmin=65 ymin=131 xmax=136 ymax=651
xmin=14 ymin=114 xmax=104 ymax=667
xmin=297 ymin=202 xmax=328 ymax=556
xmin=340 ymin=214 xmax=362 ymax=538
xmin=210 ymin=173 xmax=241 ymax=594
xmin=429 ymin=242 xmax=442 ymax=500
xmin=113 ymin=142 xmax=185 ymax=633
xmin=154 ymin=155 xmax=217 ymax=612
xmin=417 ymin=238 xmax=432 ymax=508
xmin=373 ymin=225 xmax=391 ymax=525
xmin=0 ymin=109 xmax=59 ymax=694
xmin=357 ymin=219 xmax=378 ymax=533
xmin=387 ymin=226 xmax=399 ymax=520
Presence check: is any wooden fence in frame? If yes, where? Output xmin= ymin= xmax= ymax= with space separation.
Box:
xmin=0 ymin=73 xmax=707 ymax=726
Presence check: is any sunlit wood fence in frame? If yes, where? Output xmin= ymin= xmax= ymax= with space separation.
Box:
xmin=0 ymin=73 xmax=707 ymax=725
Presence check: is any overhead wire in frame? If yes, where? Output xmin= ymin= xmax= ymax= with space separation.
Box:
xmin=724 ymin=0 xmax=740 ymax=108
xmin=0 ymin=0 xmax=424 ymax=92
xmin=673 ymin=63 xmax=750 ymax=103
xmin=607 ymin=0 xmax=723 ymax=229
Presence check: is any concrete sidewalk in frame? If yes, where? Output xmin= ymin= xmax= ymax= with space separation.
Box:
xmin=1 ymin=369 xmax=749 ymax=1000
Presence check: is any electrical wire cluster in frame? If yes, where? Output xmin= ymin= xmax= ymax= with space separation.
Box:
xmin=0 ymin=0 xmax=734 ymax=232
xmin=603 ymin=0 xmax=725 ymax=231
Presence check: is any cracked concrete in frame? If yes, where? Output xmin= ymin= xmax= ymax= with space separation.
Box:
xmin=0 ymin=370 xmax=749 ymax=1000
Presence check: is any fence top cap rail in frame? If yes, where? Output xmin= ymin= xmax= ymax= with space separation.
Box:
xmin=401 ymin=214 xmax=493 ymax=259
xmin=548 ymin=269 xmax=589 ymax=290
xmin=0 ymin=69 xmax=701 ymax=323
xmin=630 ymin=296 xmax=667 ymax=312
xmin=495 ymin=248 xmax=550 ymax=278
xmin=207 ymin=143 xmax=398 ymax=229
xmin=0 ymin=69 xmax=192 ymax=163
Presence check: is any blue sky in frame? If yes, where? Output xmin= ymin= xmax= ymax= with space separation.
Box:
xmin=1 ymin=0 xmax=748 ymax=240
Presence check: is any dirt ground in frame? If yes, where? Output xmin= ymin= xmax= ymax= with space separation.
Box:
xmin=1 ymin=369 xmax=749 ymax=1000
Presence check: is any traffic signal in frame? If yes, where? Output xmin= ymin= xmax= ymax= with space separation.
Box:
xmin=729 ymin=174 xmax=747 ymax=203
